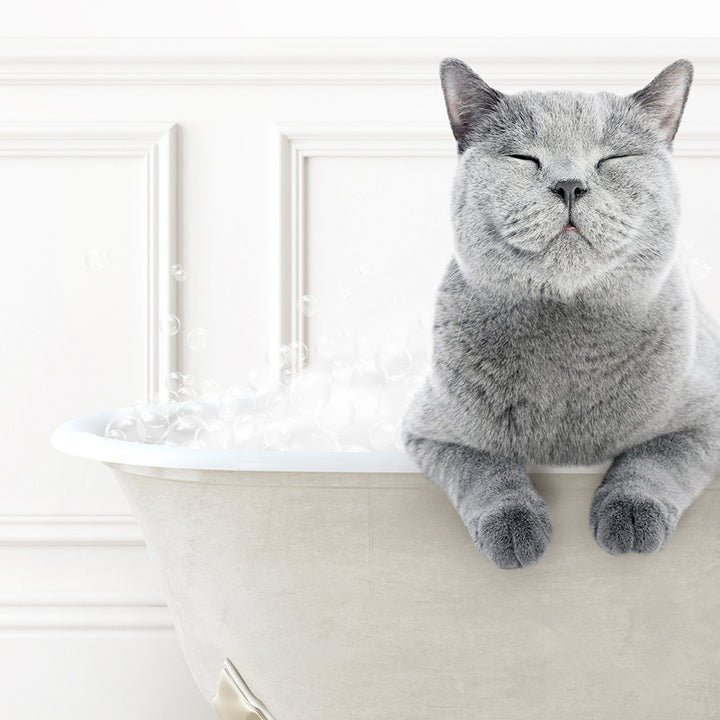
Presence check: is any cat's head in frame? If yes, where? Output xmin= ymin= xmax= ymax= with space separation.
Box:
xmin=441 ymin=58 xmax=693 ymax=299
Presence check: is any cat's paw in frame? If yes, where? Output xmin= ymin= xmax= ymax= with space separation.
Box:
xmin=590 ymin=487 xmax=679 ymax=555
xmin=469 ymin=497 xmax=552 ymax=569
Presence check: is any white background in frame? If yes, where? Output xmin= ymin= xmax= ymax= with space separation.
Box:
xmin=1 ymin=2 xmax=719 ymax=718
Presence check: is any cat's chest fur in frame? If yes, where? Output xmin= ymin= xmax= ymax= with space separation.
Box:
xmin=431 ymin=260 xmax=692 ymax=464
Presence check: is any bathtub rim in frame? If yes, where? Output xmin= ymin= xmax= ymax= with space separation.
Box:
xmin=51 ymin=406 xmax=614 ymax=475
xmin=51 ymin=406 xmax=423 ymax=473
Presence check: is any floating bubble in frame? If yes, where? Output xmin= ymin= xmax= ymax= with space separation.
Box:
xmin=289 ymin=372 xmax=331 ymax=415
xmin=160 ymin=314 xmax=181 ymax=336
xmin=299 ymin=295 xmax=318 ymax=317
xmin=137 ymin=409 xmax=170 ymax=444
xmin=187 ymin=328 xmax=209 ymax=352
xmin=358 ymin=263 xmax=371 ymax=276
xmin=265 ymin=344 xmax=291 ymax=370
xmin=337 ymin=288 xmax=352 ymax=302
xmin=84 ymin=249 xmax=108 ymax=271
xmin=104 ymin=413 xmax=136 ymax=441
xmin=165 ymin=371 xmax=186 ymax=393
xmin=171 ymin=264 xmax=187 ymax=282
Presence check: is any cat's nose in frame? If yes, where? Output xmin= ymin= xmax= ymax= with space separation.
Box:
xmin=550 ymin=179 xmax=588 ymax=209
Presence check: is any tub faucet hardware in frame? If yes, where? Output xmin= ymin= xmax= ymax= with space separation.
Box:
xmin=212 ymin=659 xmax=276 ymax=720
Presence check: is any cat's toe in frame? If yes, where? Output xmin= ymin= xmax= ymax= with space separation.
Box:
xmin=470 ymin=499 xmax=552 ymax=569
xmin=590 ymin=490 xmax=677 ymax=555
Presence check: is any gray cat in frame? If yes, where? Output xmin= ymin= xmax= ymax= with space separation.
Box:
xmin=401 ymin=57 xmax=720 ymax=569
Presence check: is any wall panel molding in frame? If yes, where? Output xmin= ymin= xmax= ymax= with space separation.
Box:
xmin=0 ymin=38 xmax=719 ymax=85
xmin=275 ymin=123 xmax=454 ymax=365
xmin=0 ymin=122 xmax=178 ymax=398
xmin=275 ymin=123 xmax=720 ymax=363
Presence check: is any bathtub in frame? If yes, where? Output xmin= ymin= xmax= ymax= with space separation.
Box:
xmin=52 ymin=408 xmax=720 ymax=719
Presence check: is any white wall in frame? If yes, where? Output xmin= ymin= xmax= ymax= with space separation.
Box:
xmin=1 ymin=34 xmax=719 ymax=719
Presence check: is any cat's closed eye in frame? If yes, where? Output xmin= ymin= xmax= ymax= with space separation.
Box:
xmin=596 ymin=153 xmax=643 ymax=169
xmin=508 ymin=154 xmax=541 ymax=169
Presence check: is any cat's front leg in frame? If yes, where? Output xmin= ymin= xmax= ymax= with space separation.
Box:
xmin=403 ymin=433 xmax=551 ymax=569
xmin=591 ymin=428 xmax=719 ymax=555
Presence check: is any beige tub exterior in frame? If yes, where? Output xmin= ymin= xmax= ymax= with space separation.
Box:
xmin=108 ymin=461 xmax=720 ymax=719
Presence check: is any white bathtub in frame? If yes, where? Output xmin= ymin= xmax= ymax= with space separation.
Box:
xmin=52 ymin=408 xmax=720 ymax=719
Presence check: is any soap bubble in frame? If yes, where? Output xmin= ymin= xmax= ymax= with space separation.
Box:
xmin=187 ymin=328 xmax=209 ymax=352
xmin=265 ymin=344 xmax=291 ymax=370
xmin=288 ymin=341 xmax=308 ymax=367
xmin=358 ymin=263 xmax=371 ymax=276
xmin=84 ymin=249 xmax=108 ymax=271
xmin=369 ymin=421 xmax=399 ymax=451
xmin=330 ymin=360 xmax=353 ymax=388
xmin=290 ymin=422 xmax=341 ymax=452
xmin=171 ymin=264 xmax=187 ymax=282
xmin=169 ymin=414 xmax=202 ymax=444
xmin=376 ymin=342 xmax=412 ymax=380
xmin=337 ymin=288 xmax=352 ymax=302
xmin=137 ymin=409 xmax=170 ymax=444
xmin=160 ymin=314 xmax=181 ymax=336
xmin=175 ymin=386 xmax=198 ymax=403
xmin=299 ymin=295 xmax=318 ymax=317
xmin=289 ymin=372 xmax=331 ymax=415
xmin=318 ymin=395 xmax=356 ymax=433
xmin=265 ymin=390 xmax=288 ymax=419
xmin=104 ymin=413 xmax=136 ymax=441
xmin=199 ymin=379 xmax=222 ymax=403
xmin=232 ymin=414 xmax=260 ymax=448
xmin=195 ymin=418 xmax=233 ymax=449
xmin=248 ymin=367 xmax=281 ymax=396
xmin=219 ymin=385 xmax=255 ymax=420
xmin=165 ymin=371 xmax=186 ymax=393
xmin=262 ymin=421 xmax=290 ymax=450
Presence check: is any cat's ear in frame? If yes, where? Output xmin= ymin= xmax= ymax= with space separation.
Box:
xmin=629 ymin=59 xmax=693 ymax=145
xmin=440 ymin=58 xmax=504 ymax=153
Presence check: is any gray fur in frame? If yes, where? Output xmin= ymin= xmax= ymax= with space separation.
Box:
xmin=402 ymin=58 xmax=720 ymax=569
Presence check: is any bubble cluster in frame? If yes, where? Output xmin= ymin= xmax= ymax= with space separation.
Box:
xmin=105 ymin=294 xmax=433 ymax=453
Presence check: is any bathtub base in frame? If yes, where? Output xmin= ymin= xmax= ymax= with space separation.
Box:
xmin=212 ymin=660 xmax=276 ymax=720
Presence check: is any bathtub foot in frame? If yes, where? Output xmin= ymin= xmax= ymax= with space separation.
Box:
xmin=212 ymin=659 xmax=276 ymax=720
